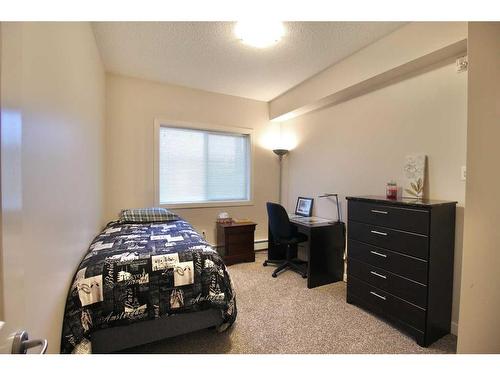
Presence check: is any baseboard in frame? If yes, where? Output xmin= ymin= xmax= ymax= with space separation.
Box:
xmin=451 ymin=321 xmax=458 ymax=335
xmin=254 ymin=239 xmax=268 ymax=252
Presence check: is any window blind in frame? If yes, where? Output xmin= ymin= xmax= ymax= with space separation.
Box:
xmin=159 ymin=126 xmax=250 ymax=204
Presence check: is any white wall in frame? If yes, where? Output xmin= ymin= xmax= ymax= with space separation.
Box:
xmin=281 ymin=61 xmax=467 ymax=334
xmin=458 ymin=22 xmax=500 ymax=353
xmin=1 ymin=22 xmax=105 ymax=353
xmin=105 ymin=74 xmax=278 ymax=244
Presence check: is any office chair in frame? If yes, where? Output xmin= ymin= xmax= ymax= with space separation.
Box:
xmin=265 ymin=202 xmax=308 ymax=278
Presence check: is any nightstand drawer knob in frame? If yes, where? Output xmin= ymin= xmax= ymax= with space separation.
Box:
xmin=370 ymin=230 xmax=388 ymax=236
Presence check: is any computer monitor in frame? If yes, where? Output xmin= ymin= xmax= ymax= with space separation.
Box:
xmin=295 ymin=197 xmax=314 ymax=217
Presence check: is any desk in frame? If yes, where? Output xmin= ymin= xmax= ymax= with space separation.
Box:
xmin=267 ymin=218 xmax=345 ymax=288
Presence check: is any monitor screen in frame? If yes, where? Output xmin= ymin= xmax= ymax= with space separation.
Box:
xmin=295 ymin=197 xmax=314 ymax=217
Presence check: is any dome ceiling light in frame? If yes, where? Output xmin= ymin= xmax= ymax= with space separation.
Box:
xmin=234 ymin=21 xmax=285 ymax=48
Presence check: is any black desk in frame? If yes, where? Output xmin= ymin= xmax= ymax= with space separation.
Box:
xmin=267 ymin=218 xmax=345 ymax=288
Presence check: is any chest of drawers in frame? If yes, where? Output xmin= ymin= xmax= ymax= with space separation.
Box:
xmin=346 ymin=196 xmax=456 ymax=347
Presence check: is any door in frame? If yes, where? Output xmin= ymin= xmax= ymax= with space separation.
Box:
xmin=0 ymin=22 xmax=47 ymax=355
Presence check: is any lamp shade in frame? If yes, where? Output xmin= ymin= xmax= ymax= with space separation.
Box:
xmin=272 ymin=149 xmax=289 ymax=157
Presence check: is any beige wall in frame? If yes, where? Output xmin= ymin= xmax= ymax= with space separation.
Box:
xmin=0 ymin=22 xmax=3 ymax=321
xmin=270 ymin=22 xmax=467 ymax=120
xmin=281 ymin=61 xmax=467 ymax=333
xmin=105 ymin=74 xmax=278 ymax=243
xmin=457 ymin=22 xmax=500 ymax=353
xmin=0 ymin=22 xmax=105 ymax=353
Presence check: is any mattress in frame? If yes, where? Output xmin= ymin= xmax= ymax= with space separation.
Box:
xmin=60 ymin=218 xmax=237 ymax=354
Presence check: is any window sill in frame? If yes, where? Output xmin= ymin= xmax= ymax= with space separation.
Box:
xmin=160 ymin=200 xmax=254 ymax=209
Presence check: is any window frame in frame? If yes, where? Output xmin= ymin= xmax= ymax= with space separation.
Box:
xmin=154 ymin=119 xmax=254 ymax=209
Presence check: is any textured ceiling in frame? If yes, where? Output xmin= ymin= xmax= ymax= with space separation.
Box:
xmin=93 ymin=22 xmax=405 ymax=101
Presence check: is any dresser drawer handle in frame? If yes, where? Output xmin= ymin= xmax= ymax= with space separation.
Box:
xmin=370 ymin=230 xmax=388 ymax=236
xmin=370 ymin=250 xmax=387 ymax=258
xmin=370 ymin=291 xmax=387 ymax=300
xmin=370 ymin=271 xmax=387 ymax=279
xmin=371 ymin=209 xmax=388 ymax=214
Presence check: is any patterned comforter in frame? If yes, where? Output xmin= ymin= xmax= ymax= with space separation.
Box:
xmin=61 ymin=219 xmax=237 ymax=354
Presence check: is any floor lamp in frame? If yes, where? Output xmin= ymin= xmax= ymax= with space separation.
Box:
xmin=273 ymin=148 xmax=289 ymax=204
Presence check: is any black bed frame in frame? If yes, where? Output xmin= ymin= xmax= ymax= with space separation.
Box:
xmin=91 ymin=308 xmax=224 ymax=353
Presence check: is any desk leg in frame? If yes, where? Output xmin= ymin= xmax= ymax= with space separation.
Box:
xmin=307 ymin=223 xmax=345 ymax=288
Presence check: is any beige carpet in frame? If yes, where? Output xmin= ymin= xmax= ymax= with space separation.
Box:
xmin=124 ymin=251 xmax=456 ymax=354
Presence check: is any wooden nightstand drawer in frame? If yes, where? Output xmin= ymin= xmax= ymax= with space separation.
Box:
xmin=227 ymin=231 xmax=254 ymax=246
xmin=224 ymin=225 xmax=253 ymax=235
xmin=216 ymin=222 xmax=256 ymax=266
xmin=226 ymin=242 xmax=253 ymax=256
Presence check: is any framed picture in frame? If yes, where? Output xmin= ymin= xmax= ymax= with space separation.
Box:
xmin=403 ymin=154 xmax=427 ymax=199
xmin=295 ymin=197 xmax=314 ymax=217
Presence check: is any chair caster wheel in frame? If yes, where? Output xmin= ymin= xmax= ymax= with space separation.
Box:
xmin=263 ymin=261 xmax=268 ymax=266
xmin=272 ymin=273 xmax=277 ymax=278
xmin=302 ymin=274 xmax=307 ymax=279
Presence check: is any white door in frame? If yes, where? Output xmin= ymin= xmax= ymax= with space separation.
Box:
xmin=0 ymin=321 xmax=48 ymax=354
xmin=0 ymin=22 xmax=47 ymax=354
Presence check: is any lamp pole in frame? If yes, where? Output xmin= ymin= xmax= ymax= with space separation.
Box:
xmin=273 ymin=149 xmax=289 ymax=204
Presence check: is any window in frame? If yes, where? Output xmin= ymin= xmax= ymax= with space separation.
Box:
xmin=155 ymin=122 xmax=252 ymax=207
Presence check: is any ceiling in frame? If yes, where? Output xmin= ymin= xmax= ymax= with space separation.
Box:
xmin=93 ymin=22 xmax=405 ymax=102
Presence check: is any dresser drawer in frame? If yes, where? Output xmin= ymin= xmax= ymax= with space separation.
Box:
xmin=348 ymin=240 xmax=428 ymax=284
xmin=348 ymin=221 xmax=429 ymax=260
xmin=348 ymin=258 xmax=427 ymax=308
xmin=348 ymin=200 xmax=429 ymax=235
xmin=347 ymin=276 xmax=426 ymax=332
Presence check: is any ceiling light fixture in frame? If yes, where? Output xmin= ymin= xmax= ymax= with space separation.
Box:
xmin=234 ymin=21 xmax=285 ymax=48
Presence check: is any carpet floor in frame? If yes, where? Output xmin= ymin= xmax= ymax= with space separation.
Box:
xmin=124 ymin=251 xmax=456 ymax=354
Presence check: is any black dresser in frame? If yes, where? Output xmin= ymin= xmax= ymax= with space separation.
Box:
xmin=346 ymin=196 xmax=456 ymax=347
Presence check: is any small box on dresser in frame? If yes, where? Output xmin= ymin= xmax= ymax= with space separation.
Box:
xmin=216 ymin=222 xmax=256 ymax=266
xmin=346 ymin=196 xmax=457 ymax=347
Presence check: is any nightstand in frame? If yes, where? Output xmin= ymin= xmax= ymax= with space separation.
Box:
xmin=216 ymin=222 xmax=256 ymax=265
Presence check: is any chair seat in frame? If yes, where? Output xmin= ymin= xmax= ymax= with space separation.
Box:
xmin=277 ymin=232 xmax=308 ymax=245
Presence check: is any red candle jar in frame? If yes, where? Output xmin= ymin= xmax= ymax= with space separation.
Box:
xmin=386 ymin=181 xmax=398 ymax=199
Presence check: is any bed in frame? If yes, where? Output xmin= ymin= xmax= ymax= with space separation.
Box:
xmin=60 ymin=210 xmax=237 ymax=354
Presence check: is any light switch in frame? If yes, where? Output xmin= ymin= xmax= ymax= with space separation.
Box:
xmin=461 ymin=166 xmax=467 ymax=181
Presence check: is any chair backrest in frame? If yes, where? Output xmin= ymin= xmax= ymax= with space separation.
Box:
xmin=266 ymin=202 xmax=292 ymax=243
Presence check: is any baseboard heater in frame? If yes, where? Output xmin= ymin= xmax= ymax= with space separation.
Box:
xmin=254 ymin=239 xmax=268 ymax=252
